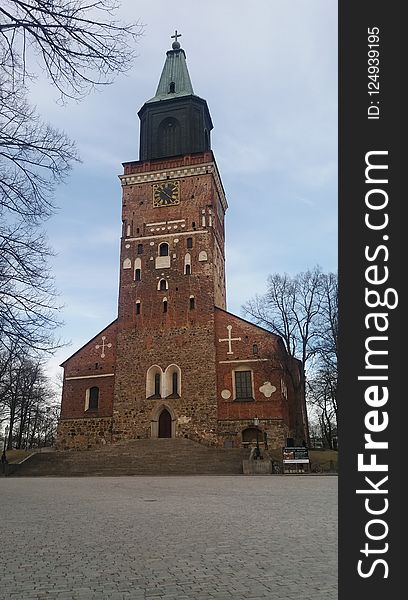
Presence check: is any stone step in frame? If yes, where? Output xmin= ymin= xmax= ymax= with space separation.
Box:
xmin=11 ymin=439 xmax=250 ymax=476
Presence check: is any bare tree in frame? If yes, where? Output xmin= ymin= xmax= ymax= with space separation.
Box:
xmin=0 ymin=1 xmax=142 ymax=352
xmin=243 ymin=267 xmax=338 ymax=446
xmin=0 ymin=0 xmax=143 ymax=100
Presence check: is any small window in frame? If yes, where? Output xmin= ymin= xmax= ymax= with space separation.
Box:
xmin=187 ymin=237 xmax=193 ymax=249
xmin=185 ymin=264 xmax=191 ymax=276
xmin=135 ymin=269 xmax=141 ymax=281
xmin=137 ymin=244 xmax=143 ymax=254
xmin=189 ymin=297 xmax=195 ymax=310
xmin=192 ymin=221 xmax=196 ymax=229
xmin=159 ymin=279 xmax=167 ymax=291
xmin=159 ymin=243 xmax=169 ymax=257
xmin=154 ymin=373 xmax=161 ymax=396
xmin=169 ymin=81 xmax=176 ymax=93
xmin=89 ymin=387 xmax=99 ymax=410
xmin=172 ymin=372 xmax=178 ymax=395
xmin=163 ymin=300 xmax=168 ymax=313
xmin=235 ymin=371 xmax=253 ymax=400
xmin=253 ymin=344 xmax=258 ymax=355
xmin=136 ymin=302 xmax=141 ymax=315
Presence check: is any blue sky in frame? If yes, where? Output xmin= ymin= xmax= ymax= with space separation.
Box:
xmin=27 ymin=0 xmax=337 ymax=381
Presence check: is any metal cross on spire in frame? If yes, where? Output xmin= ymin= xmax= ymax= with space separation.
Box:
xmin=171 ymin=30 xmax=182 ymax=43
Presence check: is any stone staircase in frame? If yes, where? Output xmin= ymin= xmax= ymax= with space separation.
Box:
xmin=10 ymin=438 xmax=250 ymax=476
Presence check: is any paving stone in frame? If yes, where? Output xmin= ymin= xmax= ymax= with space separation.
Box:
xmin=0 ymin=476 xmax=337 ymax=600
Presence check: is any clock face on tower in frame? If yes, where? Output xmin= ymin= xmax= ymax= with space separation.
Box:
xmin=153 ymin=180 xmax=180 ymax=207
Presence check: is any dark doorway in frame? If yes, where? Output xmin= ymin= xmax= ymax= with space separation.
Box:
xmin=158 ymin=409 xmax=172 ymax=438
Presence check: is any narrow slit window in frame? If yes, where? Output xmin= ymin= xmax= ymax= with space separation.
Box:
xmin=136 ymin=302 xmax=141 ymax=315
xmin=172 ymin=372 xmax=178 ymax=395
xmin=135 ymin=269 xmax=141 ymax=281
xmin=89 ymin=386 xmax=99 ymax=410
xmin=169 ymin=81 xmax=176 ymax=93
xmin=189 ymin=297 xmax=195 ymax=310
xmin=187 ymin=237 xmax=193 ymax=248
xmin=154 ymin=373 xmax=161 ymax=396
xmin=163 ymin=300 xmax=168 ymax=313
xmin=185 ymin=264 xmax=191 ymax=275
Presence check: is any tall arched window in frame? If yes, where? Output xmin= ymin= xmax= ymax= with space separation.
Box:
xmin=164 ymin=364 xmax=181 ymax=398
xmin=163 ymin=300 xmax=168 ymax=313
xmin=158 ymin=117 xmax=181 ymax=157
xmin=159 ymin=243 xmax=169 ymax=257
xmin=159 ymin=279 xmax=168 ymax=291
xmin=146 ymin=366 xmax=163 ymax=398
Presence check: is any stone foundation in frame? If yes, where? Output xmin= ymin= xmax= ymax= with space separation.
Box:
xmin=56 ymin=417 xmax=113 ymax=450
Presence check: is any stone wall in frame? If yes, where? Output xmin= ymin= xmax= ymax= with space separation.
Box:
xmin=56 ymin=417 xmax=113 ymax=450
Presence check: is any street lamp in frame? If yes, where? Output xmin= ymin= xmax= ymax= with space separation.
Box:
xmin=253 ymin=417 xmax=261 ymax=460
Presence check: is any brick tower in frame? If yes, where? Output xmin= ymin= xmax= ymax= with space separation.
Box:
xmin=57 ymin=34 xmax=308 ymax=451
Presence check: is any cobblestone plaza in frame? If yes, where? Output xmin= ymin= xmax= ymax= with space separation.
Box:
xmin=1 ymin=476 xmax=337 ymax=599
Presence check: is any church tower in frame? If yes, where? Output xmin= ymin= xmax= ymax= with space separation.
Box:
xmin=113 ymin=34 xmax=227 ymax=442
xmin=57 ymin=34 xmax=307 ymax=451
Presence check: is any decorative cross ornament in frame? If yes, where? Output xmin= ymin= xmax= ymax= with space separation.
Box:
xmin=219 ymin=325 xmax=241 ymax=355
xmin=171 ymin=30 xmax=182 ymax=43
xmin=95 ymin=336 xmax=112 ymax=358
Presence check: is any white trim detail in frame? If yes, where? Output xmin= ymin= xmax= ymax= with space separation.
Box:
xmin=219 ymin=359 xmax=270 ymax=364
xmin=65 ymin=373 xmax=114 ymax=381
xmin=126 ymin=230 xmax=208 ymax=243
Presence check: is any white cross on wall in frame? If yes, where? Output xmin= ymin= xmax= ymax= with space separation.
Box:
xmin=95 ymin=336 xmax=112 ymax=358
xmin=219 ymin=325 xmax=241 ymax=355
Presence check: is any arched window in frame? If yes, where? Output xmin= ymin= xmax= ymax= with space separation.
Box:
xmin=189 ymin=296 xmax=195 ymax=310
xmin=134 ymin=257 xmax=141 ymax=281
xmin=164 ymin=364 xmax=181 ymax=398
xmin=159 ymin=243 xmax=169 ymax=257
xmin=85 ymin=386 xmax=99 ymax=411
xmin=163 ymin=300 xmax=168 ymax=313
xmin=146 ymin=365 xmax=163 ymax=398
xmin=169 ymin=81 xmax=176 ymax=93
xmin=184 ymin=253 xmax=191 ymax=275
xmin=187 ymin=237 xmax=193 ymax=249
xmin=136 ymin=301 xmax=141 ymax=315
xmin=159 ymin=279 xmax=168 ymax=291
xmin=123 ymin=258 xmax=131 ymax=269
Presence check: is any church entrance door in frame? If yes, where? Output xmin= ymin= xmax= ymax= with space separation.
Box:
xmin=158 ymin=409 xmax=172 ymax=438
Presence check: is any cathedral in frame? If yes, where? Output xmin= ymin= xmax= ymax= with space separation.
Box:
xmin=57 ymin=34 xmax=308 ymax=452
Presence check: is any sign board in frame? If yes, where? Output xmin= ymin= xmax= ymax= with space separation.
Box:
xmin=283 ymin=446 xmax=310 ymax=464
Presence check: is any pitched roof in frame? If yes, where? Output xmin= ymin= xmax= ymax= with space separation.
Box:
xmin=146 ymin=45 xmax=194 ymax=103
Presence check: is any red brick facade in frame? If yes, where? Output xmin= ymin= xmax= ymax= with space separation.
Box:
xmin=57 ymin=151 xmax=307 ymax=451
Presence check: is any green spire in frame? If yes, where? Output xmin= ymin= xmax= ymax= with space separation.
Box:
xmin=147 ymin=31 xmax=194 ymax=103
